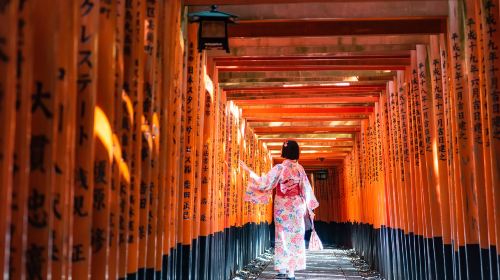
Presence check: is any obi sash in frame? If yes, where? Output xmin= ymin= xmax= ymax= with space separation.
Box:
xmin=276 ymin=183 xmax=301 ymax=197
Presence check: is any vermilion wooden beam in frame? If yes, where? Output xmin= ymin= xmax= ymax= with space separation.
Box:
xmin=260 ymin=137 xmax=353 ymax=142
xmin=233 ymin=96 xmax=380 ymax=104
xmin=227 ymin=18 xmax=446 ymax=37
xmin=225 ymin=85 xmax=385 ymax=92
xmin=246 ymin=117 xmax=369 ymax=122
xmin=187 ymin=0 xmax=434 ymax=4
xmin=187 ymin=0 xmax=382 ymax=4
xmin=265 ymin=140 xmax=353 ymax=145
xmin=228 ymin=94 xmax=380 ymax=101
xmin=268 ymin=147 xmax=353 ymax=152
xmin=218 ymin=65 xmax=405 ymax=71
xmin=279 ymin=159 xmax=343 ymax=167
xmin=215 ymin=55 xmax=410 ymax=61
xmin=297 ymin=152 xmax=349 ymax=157
xmin=253 ymin=126 xmax=361 ymax=134
xmin=215 ymin=58 xmax=410 ymax=67
xmin=243 ymin=107 xmax=373 ymax=115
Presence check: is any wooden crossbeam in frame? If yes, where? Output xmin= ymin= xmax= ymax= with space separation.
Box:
xmin=242 ymin=107 xmax=373 ymax=117
xmin=225 ymin=84 xmax=385 ymax=92
xmin=218 ymin=65 xmax=405 ymax=71
xmin=233 ymin=97 xmax=380 ymax=104
xmin=260 ymin=137 xmax=352 ymax=142
xmin=227 ymin=18 xmax=446 ymax=37
xmin=246 ymin=116 xmax=369 ymax=122
xmin=215 ymin=57 xmax=410 ymax=67
xmin=280 ymin=158 xmax=343 ymax=167
xmin=253 ymin=126 xmax=361 ymax=134
xmin=215 ymin=55 xmax=410 ymax=61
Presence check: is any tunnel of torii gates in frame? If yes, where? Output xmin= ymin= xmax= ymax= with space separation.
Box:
xmin=0 ymin=0 xmax=500 ymax=280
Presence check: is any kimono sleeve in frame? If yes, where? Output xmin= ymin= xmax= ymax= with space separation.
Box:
xmin=300 ymin=168 xmax=319 ymax=210
xmin=243 ymin=164 xmax=283 ymax=204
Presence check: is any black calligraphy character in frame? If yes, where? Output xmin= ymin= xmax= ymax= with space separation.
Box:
xmin=32 ymin=82 xmax=53 ymax=118
xmin=122 ymin=115 xmax=131 ymax=131
xmin=93 ymin=188 xmax=105 ymax=211
xmin=77 ymin=74 xmax=92 ymax=92
xmin=120 ymin=182 xmax=127 ymax=195
xmin=58 ymin=68 xmax=66 ymax=80
xmin=79 ymin=125 xmax=89 ymax=145
xmin=128 ymin=219 xmax=134 ymax=231
xmin=28 ymin=189 xmax=48 ymax=228
xmin=91 ymin=228 xmax=106 ymax=253
xmin=80 ymin=26 xmax=91 ymax=43
xmin=143 ymin=83 xmax=152 ymax=111
xmin=119 ymin=214 xmax=126 ymax=230
xmin=52 ymin=230 xmax=60 ymax=261
xmin=72 ymin=244 xmax=86 ymax=262
xmin=119 ymin=232 xmax=125 ymax=244
xmin=140 ymin=184 xmax=147 ymax=209
xmin=120 ymin=197 xmax=126 ymax=214
xmin=53 ymin=193 xmax=62 ymax=220
xmin=81 ymin=0 xmax=94 ymax=16
xmin=79 ymin=50 xmax=93 ymax=68
xmin=139 ymin=225 xmax=145 ymax=239
xmin=26 ymin=243 xmax=45 ymax=280
xmin=75 ymin=167 xmax=89 ymax=189
xmin=94 ymin=160 xmax=107 ymax=184
xmin=0 ymin=37 xmax=9 ymax=62
xmin=30 ymin=135 xmax=49 ymax=172
xmin=147 ymin=6 xmax=155 ymax=17
xmin=74 ymin=195 xmax=88 ymax=217
xmin=141 ymin=145 xmax=149 ymax=161
xmin=100 ymin=6 xmax=111 ymax=18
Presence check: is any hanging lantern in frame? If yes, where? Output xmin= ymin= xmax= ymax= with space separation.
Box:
xmin=315 ymin=170 xmax=328 ymax=180
xmin=188 ymin=5 xmax=238 ymax=53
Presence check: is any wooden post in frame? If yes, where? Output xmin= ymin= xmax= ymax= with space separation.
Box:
xmin=9 ymin=0 xmax=32 ymax=278
xmin=0 ymin=0 xmax=17 ymax=273
xmin=145 ymin=0 xmax=162 ymax=276
xmin=28 ymin=1 xmax=61 ymax=279
xmin=408 ymin=51 xmax=426 ymax=279
xmin=72 ymin=0 xmax=100 ymax=277
xmin=478 ymin=1 xmax=500 ymax=278
xmin=52 ymin=1 xmax=79 ymax=279
xmin=109 ymin=0 xmax=125 ymax=279
xmin=463 ymin=1 xmax=492 ymax=277
xmin=429 ymin=34 xmax=454 ymax=278
xmin=91 ymin=0 xmax=117 ymax=279
xmin=137 ymin=0 xmax=160 ymax=276
xmin=448 ymin=1 xmax=481 ymax=277
xmin=179 ymin=22 xmax=201 ymax=279
xmin=158 ymin=1 xmax=181 ymax=277
xmin=200 ymin=63 xmax=215 ymax=279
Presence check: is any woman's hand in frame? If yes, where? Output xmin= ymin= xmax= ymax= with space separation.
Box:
xmin=239 ymin=160 xmax=250 ymax=173
xmin=239 ymin=160 xmax=260 ymax=181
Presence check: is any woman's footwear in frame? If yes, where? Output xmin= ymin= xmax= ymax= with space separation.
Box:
xmin=276 ymin=273 xmax=287 ymax=278
xmin=286 ymin=277 xmax=295 ymax=280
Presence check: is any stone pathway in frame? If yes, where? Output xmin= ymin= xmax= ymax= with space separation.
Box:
xmin=256 ymin=247 xmax=383 ymax=280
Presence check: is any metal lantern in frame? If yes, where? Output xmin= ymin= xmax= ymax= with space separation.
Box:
xmin=315 ymin=170 xmax=328 ymax=180
xmin=188 ymin=5 xmax=237 ymax=53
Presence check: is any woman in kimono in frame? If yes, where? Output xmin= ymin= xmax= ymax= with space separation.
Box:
xmin=239 ymin=140 xmax=319 ymax=280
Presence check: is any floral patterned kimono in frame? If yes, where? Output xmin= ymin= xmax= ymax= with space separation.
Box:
xmin=244 ymin=159 xmax=319 ymax=271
